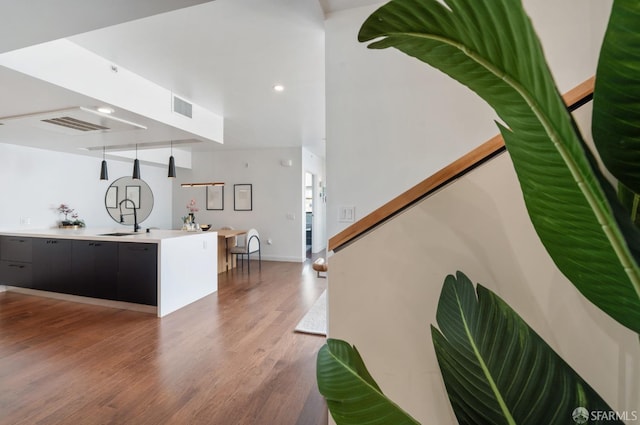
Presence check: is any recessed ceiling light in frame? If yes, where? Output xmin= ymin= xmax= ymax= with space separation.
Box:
xmin=97 ymin=106 xmax=114 ymax=114
xmin=273 ymin=84 xmax=285 ymax=92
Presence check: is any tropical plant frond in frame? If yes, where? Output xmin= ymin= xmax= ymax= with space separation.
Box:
xmin=433 ymin=271 xmax=624 ymax=425
xmin=592 ymin=0 xmax=640 ymax=194
xmin=618 ymin=183 xmax=640 ymax=225
xmin=317 ymin=339 xmax=420 ymax=425
xmin=358 ymin=0 xmax=640 ymax=333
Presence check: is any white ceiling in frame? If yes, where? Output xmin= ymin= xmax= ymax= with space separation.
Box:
xmin=0 ymin=0 xmax=378 ymax=161
xmin=0 ymin=0 xmax=217 ymax=54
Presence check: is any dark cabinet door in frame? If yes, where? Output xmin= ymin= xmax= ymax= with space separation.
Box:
xmin=32 ymin=239 xmax=72 ymax=293
xmin=117 ymin=243 xmax=157 ymax=306
xmin=71 ymin=240 xmax=118 ymax=299
xmin=0 ymin=260 xmax=32 ymax=287
xmin=0 ymin=236 xmax=32 ymax=262
xmin=0 ymin=236 xmax=33 ymax=287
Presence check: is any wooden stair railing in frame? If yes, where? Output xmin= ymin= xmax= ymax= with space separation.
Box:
xmin=329 ymin=76 xmax=595 ymax=252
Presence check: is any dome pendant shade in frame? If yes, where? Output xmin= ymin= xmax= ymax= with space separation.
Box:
xmin=168 ymin=155 xmax=176 ymax=178
xmin=100 ymin=159 xmax=109 ymax=180
xmin=132 ymin=158 xmax=141 ymax=179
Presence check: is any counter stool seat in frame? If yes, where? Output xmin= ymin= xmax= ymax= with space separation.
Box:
xmin=312 ymin=258 xmax=327 ymax=278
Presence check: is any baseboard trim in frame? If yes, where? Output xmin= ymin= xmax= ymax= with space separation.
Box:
xmin=259 ymin=255 xmax=305 ymax=263
xmin=5 ymin=286 xmax=157 ymax=315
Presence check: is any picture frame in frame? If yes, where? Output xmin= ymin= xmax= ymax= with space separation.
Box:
xmin=234 ymin=184 xmax=252 ymax=211
xmin=106 ymin=186 xmax=118 ymax=209
xmin=125 ymin=185 xmax=141 ymax=208
xmin=206 ymin=185 xmax=224 ymax=210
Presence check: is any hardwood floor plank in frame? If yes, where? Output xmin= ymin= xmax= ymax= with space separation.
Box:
xmin=0 ymin=259 xmax=328 ymax=425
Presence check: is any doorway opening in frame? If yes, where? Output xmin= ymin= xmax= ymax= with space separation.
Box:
xmin=305 ymin=172 xmax=314 ymax=259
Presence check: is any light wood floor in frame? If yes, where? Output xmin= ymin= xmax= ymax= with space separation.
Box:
xmin=0 ymin=258 xmax=328 ymax=425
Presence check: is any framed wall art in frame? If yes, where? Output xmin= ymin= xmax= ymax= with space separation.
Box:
xmin=125 ymin=185 xmax=141 ymax=208
xmin=234 ymin=184 xmax=252 ymax=211
xmin=106 ymin=186 xmax=118 ymax=209
xmin=206 ymin=185 xmax=224 ymax=210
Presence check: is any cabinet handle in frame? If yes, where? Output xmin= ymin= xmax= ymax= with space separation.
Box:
xmin=8 ymin=264 xmax=25 ymax=269
xmin=126 ymin=246 xmax=150 ymax=252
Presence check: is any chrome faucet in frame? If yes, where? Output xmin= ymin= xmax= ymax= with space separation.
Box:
xmin=119 ymin=198 xmax=140 ymax=232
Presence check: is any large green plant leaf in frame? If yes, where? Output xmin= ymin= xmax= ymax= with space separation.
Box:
xmin=433 ymin=271 xmax=622 ymax=425
xmin=618 ymin=183 xmax=640 ymax=225
xmin=592 ymin=0 xmax=640 ymax=194
xmin=358 ymin=0 xmax=640 ymax=333
xmin=316 ymin=339 xmax=420 ymax=425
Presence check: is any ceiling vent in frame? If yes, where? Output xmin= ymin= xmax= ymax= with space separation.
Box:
xmin=173 ymin=95 xmax=193 ymax=119
xmin=42 ymin=116 xmax=109 ymax=132
xmin=0 ymin=107 xmax=147 ymax=135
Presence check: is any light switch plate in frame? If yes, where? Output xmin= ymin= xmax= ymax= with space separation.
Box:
xmin=338 ymin=206 xmax=355 ymax=223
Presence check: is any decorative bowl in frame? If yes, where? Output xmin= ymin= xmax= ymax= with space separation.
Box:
xmin=200 ymin=224 xmax=212 ymax=231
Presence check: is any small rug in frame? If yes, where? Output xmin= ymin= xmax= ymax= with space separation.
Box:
xmin=295 ymin=290 xmax=327 ymax=336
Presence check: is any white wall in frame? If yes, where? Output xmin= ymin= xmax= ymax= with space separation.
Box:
xmin=328 ymin=152 xmax=639 ymax=424
xmin=325 ymin=0 xmax=612 ymax=239
xmin=0 ymin=142 xmax=319 ymax=263
xmin=172 ymin=147 xmax=306 ymax=262
xmin=0 ymin=143 xmax=172 ymax=231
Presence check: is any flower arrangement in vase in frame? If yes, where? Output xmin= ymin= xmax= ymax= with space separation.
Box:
xmin=182 ymin=199 xmax=200 ymax=231
xmin=57 ymin=203 xmax=85 ymax=228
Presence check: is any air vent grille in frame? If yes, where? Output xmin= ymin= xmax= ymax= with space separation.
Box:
xmin=173 ymin=96 xmax=193 ymax=118
xmin=0 ymin=107 xmax=146 ymax=135
xmin=42 ymin=117 xmax=110 ymax=132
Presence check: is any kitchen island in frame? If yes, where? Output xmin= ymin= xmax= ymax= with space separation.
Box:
xmin=0 ymin=228 xmax=217 ymax=317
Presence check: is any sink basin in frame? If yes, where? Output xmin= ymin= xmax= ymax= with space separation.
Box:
xmin=98 ymin=232 xmax=137 ymax=237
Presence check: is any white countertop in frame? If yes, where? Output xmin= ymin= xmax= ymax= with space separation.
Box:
xmin=0 ymin=227 xmax=217 ymax=243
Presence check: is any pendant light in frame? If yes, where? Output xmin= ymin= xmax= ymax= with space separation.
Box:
xmin=168 ymin=141 xmax=176 ymax=178
xmin=100 ymin=146 xmax=109 ymax=180
xmin=132 ymin=144 xmax=141 ymax=179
